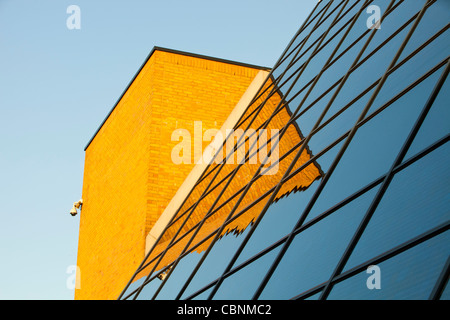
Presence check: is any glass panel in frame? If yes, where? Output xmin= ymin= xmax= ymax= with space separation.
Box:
xmin=153 ymin=248 xmax=203 ymax=299
xmin=258 ymin=186 xmax=380 ymax=300
xmin=361 ymin=0 xmax=426 ymax=59
xmin=212 ymin=246 xmax=282 ymax=300
xmin=335 ymin=0 xmax=393 ymax=57
xmin=406 ymin=71 xmax=450 ymax=159
xmin=302 ymin=29 xmax=372 ymax=111
xmin=371 ymin=32 xmax=449 ymax=116
xmin=321 ymin=0 xmax=362 ymax=46
xmin=179 ymin=218 xmax=253 ymax=299
xmin=272 ymin=0 xmax=331 ymax=79
xmin=305 ymin=87 xmax=374 ymax=155
xmin=233 ymin=140 xmax=343 ymax=267
xmin=277 ymin=0 xmax=346 ymax=96
xmin=328 ymin=231 xmax=450 ymax=300
xmin=121 ymin=275 xmax=146 ymax=300
xmin=306 ymin=67 xmax=442 ymax=222
xmin=344 ymin=141 xmax=450 ymax=272
xmin=331 ymin=25 xmax=410 ymax=120
xmin=293 ymin=86 xmax=339 ymax=139
xmin=400 ymin=0 xmax=450 ymax=60
xmin=134 ymin=276 xmax=160 ymax=300
xmin=440 ymin=279 xmax=450 ymax=300
xmin=191 ymin=286 xmax=213 ymax=300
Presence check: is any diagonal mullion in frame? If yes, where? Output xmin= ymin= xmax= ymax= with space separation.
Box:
xmin=205 ymin=0 xmax=370 ymax=300
xmin=182 ymin=133 xmax=449 ymax=300
xmin=319 ymin=52 xmax=450 ymax=299
xmin=429 ymin=256 xmax=450 ymax=300
xmin=251 ymin=0 xmax=400 ymax=300
xmin=170 ymin=0 xmax=347 ymax=300
xmin=128 ymin=0 xmax=334 ymax=300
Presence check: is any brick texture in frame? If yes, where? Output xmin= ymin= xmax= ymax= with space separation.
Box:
xmin=75 ymin=49 xmax=263 ymax=300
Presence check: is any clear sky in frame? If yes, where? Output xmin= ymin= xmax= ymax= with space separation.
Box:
xmin=0 ymin=0 xmax=316 ymax=299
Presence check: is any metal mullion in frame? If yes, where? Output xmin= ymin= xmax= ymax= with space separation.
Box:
xmin=291 ymin=221 xmax=450 ymax=300
xmin=250 ymin=0 xmax=400 ymax=300
xmin=174 ymin=1 xmax=327 ymax=208
xmin=267 ymin=0 xmax=408 ymax=134
xmin=233 ymin=2 xmax=335 ymax=131
xmin=134 ymin=31 xmax=449 ymax=297
xmin=319 ymin=47 xmax=449 ymax=300
xmin=132 ymin=1 xmax=336 ymax=290
xmin=129 ymin=23 xmax=311 ymax=289
xmin=190 ymin=135 xmax=450 ymax=300
xmin=202 ymin=0 xmax=365 ymax=300
xmin=120 ymin=128 xmax=449 ymax=300
xmin=170 ymin=1 xmax=345 ymax=301
xmin=185 ymin=134 xmax=449 ymax=300
xmin=199 ymin=5 xmax=325 ymax=184
xmin=136 ymin=3 xmax=335 ymax=299
xmin=273 ymin=1 xmax=338 ymax=70
xmin=276 ymin=0 xmax=372 ymax=93
xmin=429 ymin=256 xmax=450 ymax=300
xmin=271 ymin=0 xmax=328 ymax=74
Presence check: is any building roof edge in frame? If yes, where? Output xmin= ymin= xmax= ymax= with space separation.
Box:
xmin=83 ymin=46 xmax=271 ymax=151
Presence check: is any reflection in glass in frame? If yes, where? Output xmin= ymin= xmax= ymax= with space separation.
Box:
xmin=328 ymin=231 xmax=450 ymax=300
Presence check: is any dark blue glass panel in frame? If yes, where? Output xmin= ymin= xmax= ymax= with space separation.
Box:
xmin=321 ymin=0 xmax=362 ymax=46
xmin=301 ymin=29 xmax=371 ymax=111
xmin=400 ymin=0 xmax=450 ymax=60
xmin=328 ymin=231 xmax=450 ymax=300
xmin=306 ymin=67 xmax=441 ymax=222
xmin=272 ymin=0 xmax=331 ymax=79
xmin=362 ymin=0 xmax=427 ymax=59
xmin=178 ymin=226 xmax=254 ymax=299
xmin=305 ymin=87 xmax=374 ymax=155
xmin=212 ymin=246 xmax=282 ymax=300
xmin=294 ymin=86 xmax=339 ymax=139
xmin=335 ymin=0 xmax=393 ymax=57
xmin=233 ymin=140 xmax=344 ymax=267
xmin=135 ymin=276 xmax=160 ymax=300
xmin=258 ymin=186 xmax=380 ymax=300
xmin=371 ymin=32 xmax=449 ymax=115
xmin=344 ymin=141 xmax=450 ymax=272
xmin=330 ymin=25 xmax=410 ymax=120
xmin=154 ymin=248 xmax=203 ymax=299
xmin=440 ymin=280 xmax=450 ymax=300
xmin=406 ymin=72 xmax=450 ymax=159
xmin=120 ymin=275 xmax=146 ymax=300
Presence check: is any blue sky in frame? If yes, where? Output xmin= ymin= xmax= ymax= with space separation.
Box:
xmin=0 ymin=0 xmax=315 ymax=299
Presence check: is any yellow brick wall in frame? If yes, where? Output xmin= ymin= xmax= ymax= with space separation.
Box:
xmin=75 ymin=49 xmax=263 ymax=300
xmin=137 ymin=78 xmax=323 ymax=279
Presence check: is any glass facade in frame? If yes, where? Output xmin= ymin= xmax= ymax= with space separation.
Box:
xmin=119 ymin=0 xmax=450 ymax=300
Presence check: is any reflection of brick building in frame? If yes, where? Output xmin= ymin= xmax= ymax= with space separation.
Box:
xmin=75 ymin=47 xmax=321 ymax=300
